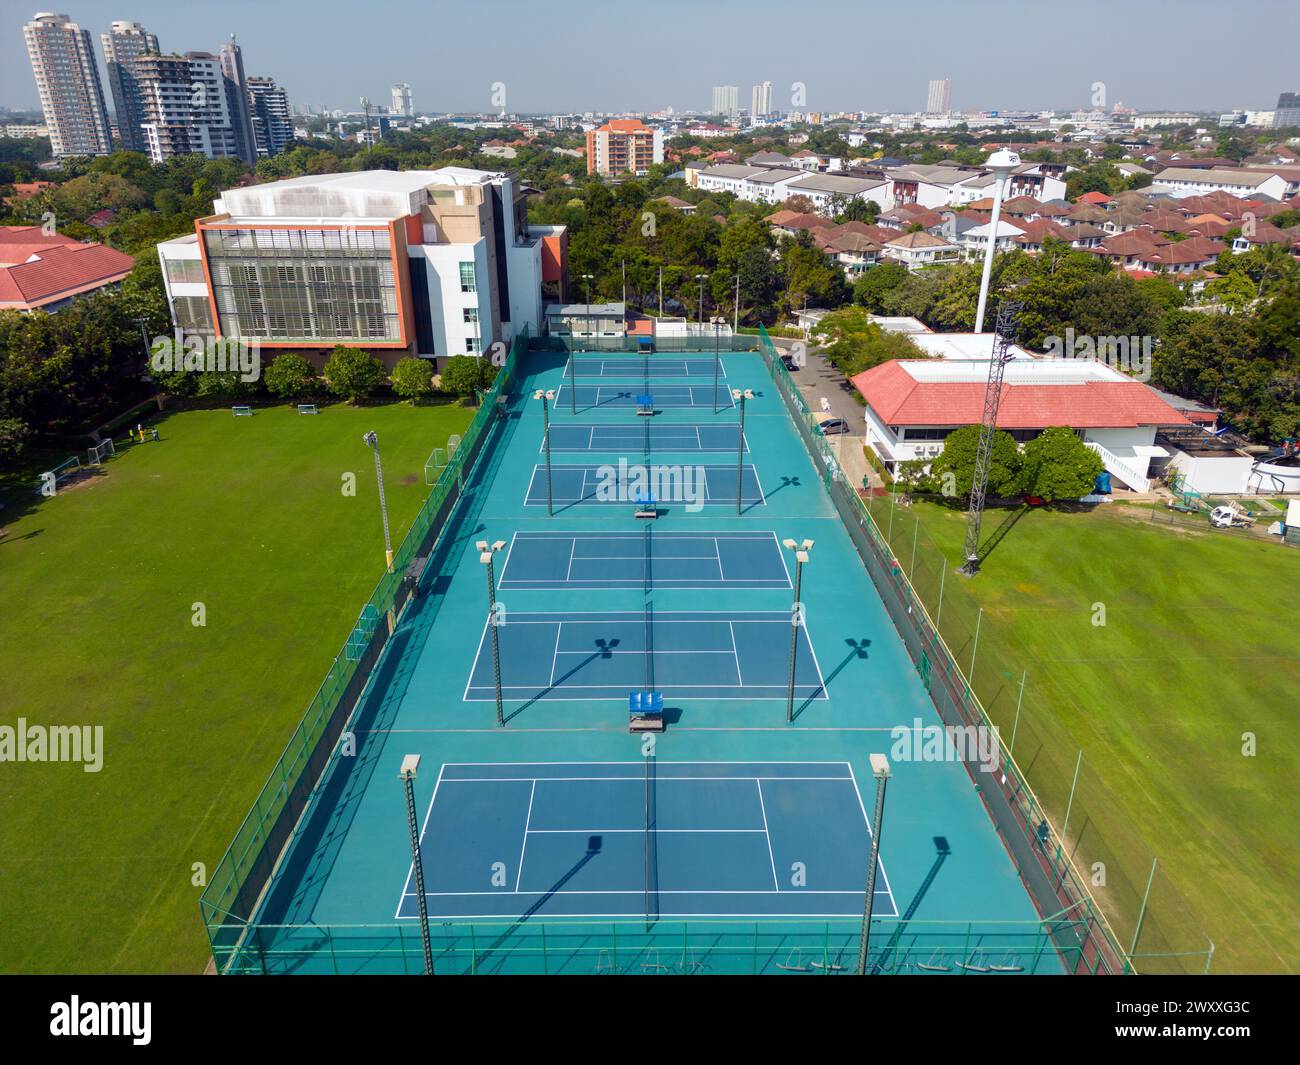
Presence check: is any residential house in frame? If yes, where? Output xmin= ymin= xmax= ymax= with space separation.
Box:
xmin=883 ymin=230 xmax=960 ymax=270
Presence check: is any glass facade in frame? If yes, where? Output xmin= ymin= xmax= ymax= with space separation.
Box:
xmin=164 ymin=258 xmax=206 ymax=284
xmin=459 ymin=261 xmax=476 ymax=293
xmin=202 ymin=226 xmax=401 ymax=344
xmin=172 ymin=295 xmax=215 ymax=335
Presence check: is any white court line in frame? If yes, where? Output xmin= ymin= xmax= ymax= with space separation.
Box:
xmin=754 ymin=779 xmax=780 ymax=890
xmin=727 ymin=621 xmax=744 ymax=687
xmin=514 ymin=779 xmax=536 ymax=892
xmin=393 ymin=761 xmax=447 ymax=917
xmin=525 ymin=828 xmax=768 ymax=834
xmin=846 ymin=761 xmax=898 ymax=912
xmin=547 ymin=622 xmax=564 ymax=686
xmin=441 ymin=780 xmax=847 ymax=785
xmin=421 ymin=890 xmax=866 ymax=897
xmin=564 ymin=535 xmax=577 ymax=581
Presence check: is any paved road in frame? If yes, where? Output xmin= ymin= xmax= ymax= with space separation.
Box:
xmin=769 ymin=337 xmax=879 ymax=490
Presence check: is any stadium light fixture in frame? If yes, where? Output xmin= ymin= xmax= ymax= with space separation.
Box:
xmin=398 ymin=753 xmax=434 ymax=974
xmin=857 ymin=753 xmax=891 ymax=975
xmin=973 ymin=148 xmax=1021 ymax=337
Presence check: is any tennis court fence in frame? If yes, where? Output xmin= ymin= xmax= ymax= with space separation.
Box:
xmin=757 ymin=325 xmax=1214 ymax=976
xmin=211 ymin=915 xmax=1092 ymax=975
xmin=532 ymin=335 xmax=760 ymax=354
xmin=199 ymin=329 xmax=529 ymax=968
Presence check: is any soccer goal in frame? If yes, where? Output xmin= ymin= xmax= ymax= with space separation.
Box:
xmin=35 ymin=455 xmax=82 ymax=496
xmin=297 ymin=403 xmax=318 ymax=415
xmin=232 ymin=405 xmax=253 ymax=417
xmin=87 ymin=438 xmax=116 ymax=466
xmin=423 ymin=447 xmax=448 ymax=485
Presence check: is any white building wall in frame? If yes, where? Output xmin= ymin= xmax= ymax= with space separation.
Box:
xmin=1168 ymin=451 xmax=1255 ymax=495
xmin=415 ymin=239 xmax=492 ymax=358
xmin=505 ymin=237 xmax=543 ymax=344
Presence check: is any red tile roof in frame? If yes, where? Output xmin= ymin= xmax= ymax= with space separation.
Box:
xmin=0 ymin=226 xmax=135 ymax=310
xmin=849 ymin=360 xmax=1190 ymax=429
xmin=1077 ymin=190 xmax=1113 ymax=205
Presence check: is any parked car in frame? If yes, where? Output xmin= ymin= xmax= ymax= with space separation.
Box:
xmin=818 ymin=417 xmax=851 ymax=435
xmin=780 ymin=354 xmax=798 ymax=371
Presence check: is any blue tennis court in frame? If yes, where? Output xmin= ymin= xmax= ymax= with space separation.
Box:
xmin=498 ymin=531 xmax=790 ymax=590
xmin=463 ymin=610 xmax=826 ymax=701
xmin=544 ymin=423 xmax=745 ymax=453
xmin=565 ymin=357 xmax=727 ymax=379
xmin=552 ymin=384 xmax=734 ymax=410
xmin=396 ymin=761 xmax=895 ymax=920
xmin=524 ymin=463 xmax=764 ymax=508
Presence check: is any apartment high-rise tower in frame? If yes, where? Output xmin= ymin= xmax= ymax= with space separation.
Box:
xmin=585 ymin=120 xmax=664 ymax=177
xmin=926 ymin=77 xmax=952 ymax=114
xmin=391 ymin=83 xmax=413 ymax=117
xmin=711 ymin=85 xmax=739 ymax=118
xmin=23 ymin=12 xmax=113 ymax=156
xmin=101 ymin=20 xmax=159 ymax=153
xmin=750 ymin=81 xmax=772 ymax=120
xmin=1275 ymin=91 xmax=1300 ymax=128
xmin=134 ymin=52 xmax=241 ymax=163
xmin=218 ymin=35 xmax=258 ymax=164
xmin=247 ymin=76 xmax=292 ymax=157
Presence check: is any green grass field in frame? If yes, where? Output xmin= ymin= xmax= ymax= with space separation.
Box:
xmin=0 ymin=400 xmax=473 ymax=973
xmin=870 ymin=496 xmax=1300 ymax=974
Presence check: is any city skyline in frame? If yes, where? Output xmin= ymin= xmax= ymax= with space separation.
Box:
xmin=3 ymin=0 xmax=1298 ymax=118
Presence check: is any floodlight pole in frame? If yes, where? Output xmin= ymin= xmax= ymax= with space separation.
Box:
xmin=732 ymin=390 xmax=751 ymax=514
xmin=695 ymin=273 xmax=707 ymax=335
xmin=733 ymin=272 xmax=740 ymax=335
xmin=973 ymin=149 xmax=1020 ymax=336
xmin=363 ymin=431 xmax=393 ymax=571
xmin=399 ymin=755 xmax=435 ymax=975
xmin=785 ymin=547 xmax=807 ymax=725
xmin=959 ymin=302 xmax=1021 ymax=577
xmin=536 ymin=390 xmax=554 ymax=516
xmin=479 ymin=542 xmax=506 ymax=727
xmin=856 ymin=754 xmax=891 ymax=975
xmin=712 ymin=318 xmax=720 ymax=414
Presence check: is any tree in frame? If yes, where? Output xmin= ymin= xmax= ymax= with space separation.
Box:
xmin=811 ymin=308 xmax=926 ymax=376
xmin=390 ymin=356 xmax=435 ymax=402
xmin=1018 ymin=426 xmax=1104 ymax=501
xmin=323 ymin=345 xmax=387 ymax=403
xmin=930 ymin=425 xmax=1022 ymax=499
xmin=439 ymin=354 xmax=486 ymax=399
xmin=833 ymin=196 xmax=880 ymax=224
xmin=781 ymin=194 xmax=816 ymax=215
xmin=853 ymin=262 xmax=909 ymax=312
xmin=0 ymin=417 xmax=30 ymax=464
xmin=263 ymin=353 xmax=320 ymax=400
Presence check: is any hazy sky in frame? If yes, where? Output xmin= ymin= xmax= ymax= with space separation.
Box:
xmin=3 ymin=0 xmax=1297 ymax=116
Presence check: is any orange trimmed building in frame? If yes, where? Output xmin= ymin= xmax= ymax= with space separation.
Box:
xmin=585 ymin=120 xmax=664 ymax=177
xmin=155 ymin=169 xmax=566 ymax=369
